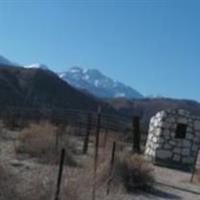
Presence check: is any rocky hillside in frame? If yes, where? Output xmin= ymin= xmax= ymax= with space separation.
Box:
xmin=0 ymin=65 xmax=109 ymax=113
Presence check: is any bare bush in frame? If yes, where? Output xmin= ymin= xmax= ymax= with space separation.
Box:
xmin=15 ymin=121 xmax=77 ymax=166
xmin=112 ymin=153 xmax=154 ymax=192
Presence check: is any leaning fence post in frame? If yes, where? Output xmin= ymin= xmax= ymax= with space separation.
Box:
xmin=54 ymin=148 xmax=65 ymax=200
xmin=92 ymin=106 xmax=101 ymax=200
xmin=106 ymin=141 xmax=116 ymax=195
xmin=83 ymin=113 xmax=92 ymax=154
xmin=132 ymin=116 xmax=141 ymax=153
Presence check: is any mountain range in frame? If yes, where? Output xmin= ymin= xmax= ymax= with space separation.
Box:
xmin=58 ymin=66 xmax=143 ymax=99
xmin=0 ymin=55 xmax=143 ymax=99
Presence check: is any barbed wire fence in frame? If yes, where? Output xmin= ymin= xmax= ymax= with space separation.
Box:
xmin=0 ymin=105 xmax=144 ymax=200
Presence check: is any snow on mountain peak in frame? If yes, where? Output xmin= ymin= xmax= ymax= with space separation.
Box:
xmin=68 ymin=66 xmax=88 ymax=74
xmin=58 ymin=66 xmax=143 ymax=99
xmin=24 ymin=63 xmax=49 ymax=70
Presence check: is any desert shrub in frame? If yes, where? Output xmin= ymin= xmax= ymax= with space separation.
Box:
xmin=15 ymin=122 xmax=77 ymax=166
xmin=112 ymin=153 xmax=154 ymax=192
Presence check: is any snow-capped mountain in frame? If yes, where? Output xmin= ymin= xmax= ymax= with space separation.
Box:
xmin=24 ymin=63 xmax=49 ymax=70
xmin=58 ymin=66 xmax=143 ymax=99
xmin=0 ymin=54 xmax=143 ymax=99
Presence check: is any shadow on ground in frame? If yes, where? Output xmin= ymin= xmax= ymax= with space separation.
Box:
xmin=156 ymin=181 xmax=200 ymax=195
xmin=144 ymin=187 xmax=181 ymax=200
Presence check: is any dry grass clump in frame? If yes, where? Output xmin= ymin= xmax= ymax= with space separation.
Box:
xmin=16 ymin=122 xmax=56 ymax=155
xmin=0 ymin=163 xmax=20 ymax=200
xmin=112 ymin=153 xmax=154 ymax=192
xmin=15 ymin=122 xmax=77 ymax=166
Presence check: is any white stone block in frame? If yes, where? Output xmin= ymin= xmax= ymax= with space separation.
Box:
xmin=173 ymin=148 xmax=181 ymax=154
xmin=182 ymin=140 xmax=191 ymax=147
xmin=155 ymin=143 xmax=160 ymax=149
xmin=162 ymin=122 xmax=171 ymax=129
xmin=194 ymin=131 xmax=200 ymax=137
xmin=154 ymin=119 xmax=161 ymax=127
xmin=194 ymin=120 xmax=200 ymax=131
xmin=169 ymin=140 xmax=176 ymax=146
xmin=160 ymin=111 xmax=167 ymax=118
xmin=194 ymin=136 xmax=200 ymax=143
xmin=163 ymin=129 xmax=170 ymax=136
xmin=149 ymin=149 xmax=156 ymax=157
xmin=156 ymin=150 xmax=172 ymax=159
xmin=192 ymin=144 xmax=199 ymax=152
xmin=187 ymin=127 xmax=192 ymax=132
xmin=178 ymin=118 xmax=187 ymax=124
xmin=148 ymin=133 xmax=154 ymax=140
xmin=155 ymin=112 xmax=162 ymax=119
xmin=173 ymin=154 xmax=181 ymax=162
xmin=149 ymin=125 xmax=154 ymax=132
xmin=170 ymin=132 xmax=175 ymax=137
xmin=152 ymin=136 xmax=159 ymax=143
xmin=186 ymin=133 xmax=193 ymax=140
xmin=145 ymin=148 xmax=150 ymax=155
xmin=181 ymin=148 xmax=190 ymax=156
xmin=167 ymin=117 xmax=176 ymax=123
xmin=164 ymin=135 xmax=170 ymax=140
xmin=154 ymin=128 xmax=161 ymax=136
xmin=164 ymin=144 xmax=172 ymax=150
xmin=158 ymin=138 xmax=165 ymax=144
xmin=150 ymin=117 xmax=156 ymax=125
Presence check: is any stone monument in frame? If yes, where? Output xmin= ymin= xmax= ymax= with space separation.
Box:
xmin=145 ymin=109 xmax=200 ymax=171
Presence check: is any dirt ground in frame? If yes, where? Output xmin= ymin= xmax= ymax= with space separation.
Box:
xmin=0 ymin=127 xmax=200 ymax=200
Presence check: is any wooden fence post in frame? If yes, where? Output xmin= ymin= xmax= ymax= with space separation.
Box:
xmin=54 ymin=148 xmax=65 ymax=200
xmin=132 ymin=116 xmax=141 ymax=153
xmin=83 ymin=113 xmax=92 ymax=154
xmin=106 ymin=141 xmax=116 ymax=195
xmin=103 ymin=127 xmax=108 ymax=149
xmin=92 ymin=106 xmax=101 ymax=200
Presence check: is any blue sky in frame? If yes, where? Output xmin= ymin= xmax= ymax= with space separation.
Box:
xmin=0 ymin=0 xmax=200 ymax=100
